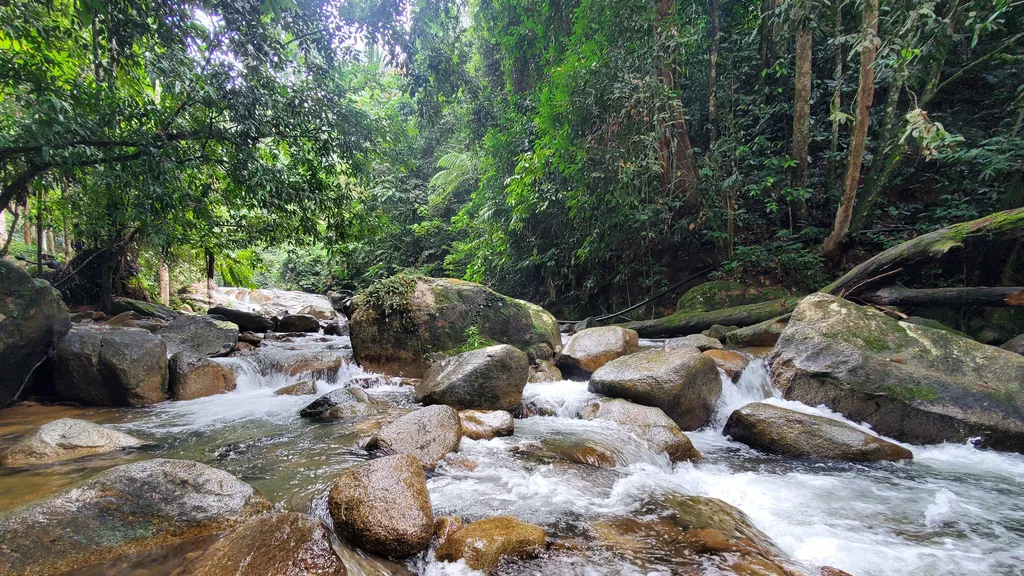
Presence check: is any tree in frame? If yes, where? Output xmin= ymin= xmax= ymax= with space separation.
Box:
xmin=791 ymin=0 xmax=813 ymax=226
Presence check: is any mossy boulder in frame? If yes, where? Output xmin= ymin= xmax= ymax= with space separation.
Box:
xmin=435 ymin=516 xmax=546 ymax=574
xmin=771 ymin=293 xmax=1024 ymax=452
xmin=109 ymin=297 xmax=180 ymax=321
xmin=415 ymin=344 xmax=530 ymax=411
xmin=349 ymin=276 xmax=560 ymax=377
xmin=724 ymin=316 xmax=790 ymax=347
xmin=677 ymin=281 xmax=790 ymax=313
xmin=0 ymin=418 xmax=144 ymax=466
xmin=54 ymin=325 xmax=169 ymax=406
xmin=556 ymin=326 xmax=639 ymax=377
xmin=0 ymin=260 xmax=70 ymax=406
xmin=724 ymin=402 xmax=913 ymax=462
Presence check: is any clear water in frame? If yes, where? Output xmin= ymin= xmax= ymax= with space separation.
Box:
xmin=2 ymin=341 xmax=1023 ymax=576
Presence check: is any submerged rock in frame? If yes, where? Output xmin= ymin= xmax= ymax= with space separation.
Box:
xmin=415 ymin=344 xmax=529 ymax=411
xmin=169 ymin=352 xmax=237 ymax=400
xmin=156 ymin=315 xmax=238 ymax=357
xmin=435 ymin=516 xmax=546 ymax=574
xmin=771 ymin=293 xmax=1024 ymax=451
xmin=190 ymin=512 xmax=347 ymax=576
xmin=578 ymin=398 xmax=701 ymax=462
xmin=556 ymin=326 xmax=640 ymax=376
xmin=54 ymin=325 xmax=169 ymax=406
xmin=0 ymin=418 xmax=144 ymax=466
xmin=724 ymin=402 xmax=913 ymax=462
xmin=459 ymin=410 xmax=515 ymax=440
xmin=327 ymin=454 xmax=434 ymax=559
xmin=300 ymin=387 xmax=386 ymax=419
xmin=589 ymin=347 xmax=721 ymax=430
xmin=703 ymin=349 xmax=749 ymax=381
xmin=665 ymin=334 xmax=722 ymax=352
xmin=375 ymin=405 xmax=462 ymax=469
xmin=0 ymin=260 xmax=70 ymax=406
xmin=208 ymin=306 xmax=277 ymax=332
xmin=349 ymin=276 xmax=560 ymax=377
xmin=0 ymin=459 xmax=270 ymax=576
xmin=278 ymin=314 xmax=321 ymax=333
xmin=529 ymin=360 xmax=563 ymax=382
xmin=566 ymin=445 xmax=616 ymax=468
xmin=275 ymin=380 xmax=318 ymax=396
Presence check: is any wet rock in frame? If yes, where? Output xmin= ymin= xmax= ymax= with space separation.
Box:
xmin=665 ymin=334 xmax=722 ymax=352
xmin=725 ymin=315 xmax=790 ymax=347
xmin=724 ymin=402 xmax=913 ymax=462
xmin=109 ymin=297 xmax=180 ymax=321
xmin=1002 ymin=334 xmax=1024 ymax=355
xmin=208 ymin=306 xmax=277 ymax=332
xmin=169 ymin=352 xmax=237 ymax=400
xmin=54 ymin=325 xmax=169 ymax=406
xmin=578 ymin=398 xmax=701 ymax=462
xmin=105 ymin=310 xmax=141 ymax=327
xmin=275 ymin=380 xmax=318 ymax=396
xmin=327 ymin=453 xmax=434 ymax=559
xmin=771 ymin=293 xmax=1024 ymax=452
xmin=589 ymin=347 xmax=722 ymax=430
xmin=821 ymin=567 xmax=854 ymax=576
xmin=435 ymin=516 xmax=545 ymax=574
xmin=0 ymin=459 xmax=270 ymax=576
xmin=156 ymin=315 xmax=239 ymax=357
xmin=434 ymin=516 xmax=464 ymax=543
xmin=704 ymin=349 xmax=750 ymax=381
xmin=459 ymin=410 xmax=514 ymax=440
xmin=349 ymin=276 xmax=560 ymax=377
xmin=0 ymin=418 xmax=144 ymax=466
xmin=278 ymin=314 xmax=321 ymax=333
xmin=0 ymin=260 xmax=70 ymax=406
xmin=567 ymin=445 xmax=616 ymax=468
xmin=190 ymin=512 xmax=347 ymax=576
xmin=375 ymin=405 xmax=462 ymax=469
xmin=257 ymin=349 xmax=348 ymax=379
xmin=529 ymin=360 xmax=563 ymax=382
xmin=556 ymin=326 xmax=640 ymax=376
xmin=300 ymin=387 xmax=386 ymax=419
xmin=702 ymin=324 xmax=739 ymax=340
xmin=416 ymin=344 xmax=529 ymax=411
xmin=238 ymin=331 xmax=263 ymax=346
xmin=323 ymin=318 xmax=348 ymax=336
xmin=298 ymin=304 xmax=337 ymax=321
xmin=516 ymin=394 xmax=560 ymax=418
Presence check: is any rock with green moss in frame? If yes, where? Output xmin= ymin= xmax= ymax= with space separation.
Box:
xmin=677 ymin=281 xmax=791 ymax=313
xmin=0 ymin=260 xmax=70 ymax=406
xmin=110 ymin=297 xmax=180 ymax=321
xmin=771 ymin=293 xmax=1024 ymax=452
xmin=415 ymin=344 xmax=529 ymax=411
xmin=349 ymin=276 xmax=560 ymax=377
xmin=724 ymin=316 xmax=790 ymax=347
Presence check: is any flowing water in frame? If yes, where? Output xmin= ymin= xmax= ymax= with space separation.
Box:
xmin=1 ymin=337 xmax=1023 ymax=576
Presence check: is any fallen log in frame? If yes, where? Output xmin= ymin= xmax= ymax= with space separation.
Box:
xmin=859 ymin=286 xmax=1024 ymax=307
xmin=618 ymin=298 xmax=800 ymax=338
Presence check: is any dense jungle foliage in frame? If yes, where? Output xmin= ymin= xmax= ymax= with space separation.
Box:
xmin=2 ymin=0 xmax=1022 ymax=317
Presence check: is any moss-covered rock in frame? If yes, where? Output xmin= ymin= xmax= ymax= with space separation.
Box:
xmin=724 ymin=316 xmax=790 ymax=347
xmin=771 ymin=293 xmax=1024 ymax=452
xmin=109 ymin=297 xmax=179 ymax=321
xmin=677 ymin=281 xmax=791 ymax=313
xmin=434 ymin=516 xmax=545 ymax=574
xmin=349 ymin=276 xmax=560 ymax=377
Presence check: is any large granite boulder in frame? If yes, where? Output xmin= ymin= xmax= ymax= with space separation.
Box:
xmin=169 ymin=352 xmax=237 ymax=400
xmin=435 ymin=516 xmax=545 ymax=574
xmin=156 ymin=315 xmax=238 ymax=357
xmin=589 ymin=347 xmax=722 ymax=430
xmin=375 ymin=405 xmax=462 ymax=469
xmin=724 ymin=402 xmax=913 ymax=462
xmin=190 ymin=512 xmax=347 ymax=576
xmin=415 ymin=344 xmax=529 ymax=411
xmin=0 ymin=260 xmax=70 ymax=406
xmin=578 ymin=398 xmax=701 ymax=462
xmin=349 ymin=276 xmax=560 ymax=377
xmin=556 ymin=326 xmax=640 ymax=377
xmin=0 ymin=459 xmax=270 ymax=576
xmin=327 ymin=454 xmax=434 ymax=559
xmin=54 ymin=326 xmax=169 ymax=406
xmin=0 ymin=418 xmax=144 ymax=466
xmin=208 ymin=306 xmax=277 ymax=332
xmin=771 ymin=293 xmax=1024 ymax=452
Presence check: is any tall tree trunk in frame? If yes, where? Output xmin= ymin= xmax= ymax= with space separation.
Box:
xmin=826 ymin=0 xmax=844 ymax=186
xmin=61 ymin=176 xmax=71 ymax=260
xmin=0 ymin=207 xmax=17 ymax=257
xmin=205 ymin=249 xmax=216 ymax=301
xmin=0 ymin=206 xmax=6 ymax=247
xmin=821 ymin=0 xmax=879 ymax=264
xmin=100 ymin=237 xmax=117 ymax=313
xmin=709 ymin=0 xmax=721 ymax=148
xmin=35 ymin=187 xmax=43 ymax=274
xmin=850 ymin=66 xmax=907 ymax=233
xmin=791 ymin=5 xmax=812 ymax=227
xmin=159 ymin=259 xmax=171 ymax=306
xmin=23 ymin=203 xmax=32 ymax=245
xmin=655 ymin=0 xmax=699 ymax=198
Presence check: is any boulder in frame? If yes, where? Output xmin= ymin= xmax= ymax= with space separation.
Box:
xmin=665 ymin=334 xmax=722 ymax=352
xmin=169 ymin=352 xmax=237 ymax=400
xmin=300 ymin=387 xmax=387 ymax=419
xmin=156 ymin=315 xmax=238 ymax=357
xmin=0 ymin=418 xmax=144 ymax=466
xmin=1002 ymin=334 xmax=1024 ymax=356
xmin=190 ymin=513 xmax=347 ymax=576
xmin=578 ymin=398 xmax=701 ymax=462
xmin=589 ymin=347 xmax=722 ymax=430
xmin=435 ymin=516 xmax=546 ymax=574
xmin=771 ymin=293 xmax=1024 ymax=452
xmin=0 ymin=260 xmax=70 ymax=406
xmin=459 ymin=410 xmax=515 ymax=440
xmin=434 ymin=516 xmax=464 ymax=542
xmin=724 ymin=402 xmax=913 ymax=462
xmin=349 ymin=276 xmax=560 ymax=377
xmin=556 ymin=326 xmax=640 ymax=376
xmin=703 ymin=349 xmax=749 ymax=381
xmin=54 ymin=326 xmax=169 ymax=406
xmin=327 ymin=454 xmax=434 ymax=559
xmin=298 ymin=304 xmax=337 ymax=321
xmin=415 ymin=344 xmax=529 ymax=411
xmin=702 ymin=324 xmax=739 ymax=340
xmin=724 ymin=315 xmax=790 ymax=347
xmin=109 ymin=297 xmax=180 ymax=321
xmin=677 ymin=281 xmax=789 ymax=313
xmin=375 ymin=405 xmax=462 ymax=469
xmin=0 ymin=459 xmax=270 ymax=576
xmin=255 ymin=349 xmax=349 ymax=379
xmin=208 ymin=306 xmax=277 ymax=332
xmin=275 ymin=380 xmax=318 ymax=396
xmin=566 ymin=445 xmax=617 ymax=468
xmin=529 ymin=360 xmax=563 ymax=382
xmin=278 ymin=314 xmax=321 ymax=333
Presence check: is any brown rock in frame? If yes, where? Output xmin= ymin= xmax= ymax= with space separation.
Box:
xmin=375 ymin=405 xmax=462 ymax=469
xmin=434 ymin=516 xmax=464 ymax=543
xmin=821 ymin=567 xmax=854 ymax=576
xmin=567 ymin=445 xmax=616 ymax=468
xmin=556 ymin=326 xmax=640 ymax=376
xmin=435 ymin=516 xmax=546 ymax=574
xmin=274 ymin=380 xmax=318 ymax=396
xmin=459 ymin=410 xmax=515 ymax=440
xmin=704 ymin=349 xmax=750 ymax=381
xmin=170 ymin=352 xmax=237 ymax=400
xmin=529 ymin=360 xmax=563 ymax=383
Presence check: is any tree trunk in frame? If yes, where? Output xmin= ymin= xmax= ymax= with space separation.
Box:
xmin=205 ymin=249 xmax=216 ymax=301
xmin=619 ymin=298 xmax=801 ymax=338
xmin=100 ymin=238 xmax=117 ymax=313
xmin=709 ymin=0 xmax=721 ymax=148
xmin=0 ymin=206 xmax=6 ymax=247
xmin=35 ymin=187 xmax=43 ymax=274
xmin=655 ymin=0 xmax=699 ymax=198
xmin=826 ymin=0 xmax=844 ymax=185
xmin=159 ymin=259 xmax=171 ymax=306
xmin=850 ymin=65 xmax=906 ymax=234
xmin=860 ymin=286 xmax=1024 ymax=307
xmin=791 ymin=8 xmax=812 ymax=226
xmin=822 ymin=0 xmax=879 ymax=264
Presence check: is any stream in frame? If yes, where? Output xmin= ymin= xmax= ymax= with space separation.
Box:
xmin=1 ymin=333 xmax=1023 ymax=575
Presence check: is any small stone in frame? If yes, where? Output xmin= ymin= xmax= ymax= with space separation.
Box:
xmin=703 ymin=349 xmax=750 ymax=381
xmin=434 ymin=516 xmax=464 ymax=543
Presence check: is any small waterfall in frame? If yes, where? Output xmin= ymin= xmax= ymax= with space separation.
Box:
xmin=710 ymin=356 xmax=780 ymax=431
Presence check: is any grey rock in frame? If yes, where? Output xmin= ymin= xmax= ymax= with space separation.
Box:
xmin=375 ymin=405 xmax=462 ymax=469
xmin=415 ymin=344 xmax=529 ymax=411
xmin=208 ymin=306 xmax=277 ymax=332
xmin=0 ymin=418 xmax=144 ymax=466
xmin=54 ymin=326 xmax=169 ymax=406
xmin=277 ymin=314 xmax=320 ymax=333
xmin=156 ymin=315 xmax=238 ymax=357
xmin=665 ymin=334 xmax=723 ymax=352
xmin=169 ymin=352 xmax=237 ymax=400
